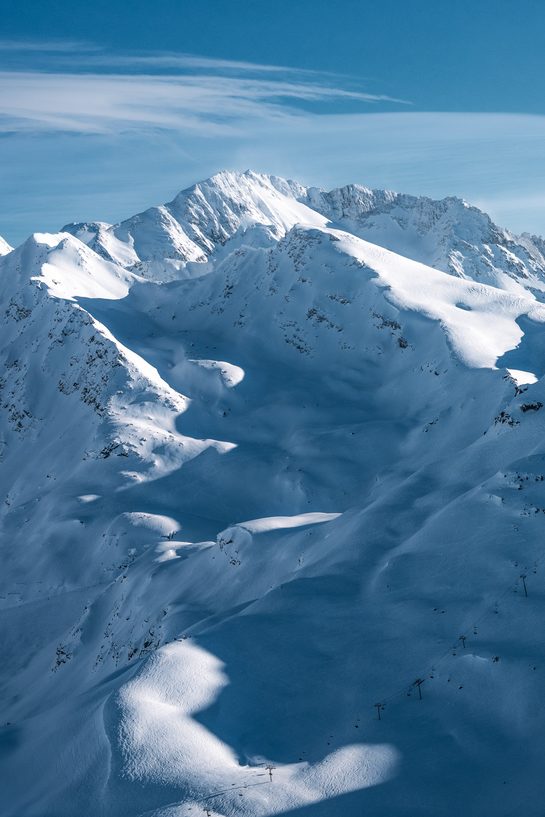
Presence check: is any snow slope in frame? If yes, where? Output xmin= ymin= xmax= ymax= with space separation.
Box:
xmin=303 ymin=183 xmax=545 ymax=295
xmin=4 ymin=172 xmax=545 ymax=817
xmin=0 ymin=235 xmax=13 ymax=255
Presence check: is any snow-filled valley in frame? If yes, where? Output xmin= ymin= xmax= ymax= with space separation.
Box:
xmin=3 ymin=171 xmax=545 ymax=816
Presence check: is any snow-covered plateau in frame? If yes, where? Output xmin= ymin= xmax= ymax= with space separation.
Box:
xmin=3 ymin=170 xmax=545 ymax=816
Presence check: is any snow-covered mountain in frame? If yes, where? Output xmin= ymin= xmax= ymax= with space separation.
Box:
xmin=64 ymin=170 xmax=545 ymax=297
xmin=4 ymin=171 xmax=545 ymax=817
xmin=63 ymin=172 xmax=318 ymax=281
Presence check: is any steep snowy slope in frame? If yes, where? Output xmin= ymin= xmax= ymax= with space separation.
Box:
xmin=0 ymin=235 xmax=13 ymax=255
xmin=303 ymin=184 xmax=545 ymax=295
xmin=4 ymin=174 xmax=545 ymax=817
xmin=0 ymin=232 xmax=234 ymax=588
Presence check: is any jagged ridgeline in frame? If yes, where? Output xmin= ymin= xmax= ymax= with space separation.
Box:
xmin=3 ymin=172 xmax=545 ymax=817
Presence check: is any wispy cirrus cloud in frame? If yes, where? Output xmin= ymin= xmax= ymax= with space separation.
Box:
xmin=0 ymin=39 xmax=368 ymax=78
xmin=0 ymin=40 xmax=409 ymax=136
xmin=61 ymin=51 xmax=315 ymax=75
xmin=0 ymin=39 xmax=101 ymax=53
xmin=0 ymin=40 xmax=298 ymax=72
xmin=0 ymin=70 xmax=408 ymax=134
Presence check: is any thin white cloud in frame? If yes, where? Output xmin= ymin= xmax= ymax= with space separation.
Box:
xmin=0 ymin=40 xmax=370 ymax=80
xmin=0 ymin=70 xmax=408 ymax=135
xmin=0 ymin=40 xmax=300 ymax=72
xmin=77 ymin=52 xmax=312 ymax=75
xmin=0 ymin=39 xmax=100 ymax=53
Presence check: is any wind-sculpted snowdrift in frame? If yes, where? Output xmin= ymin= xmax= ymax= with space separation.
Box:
xmin=3 ymin=172 xmax=545 ymax=817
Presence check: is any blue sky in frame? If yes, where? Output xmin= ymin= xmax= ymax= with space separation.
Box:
xmin=2 ymin=0 xmax=545 ymax=244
